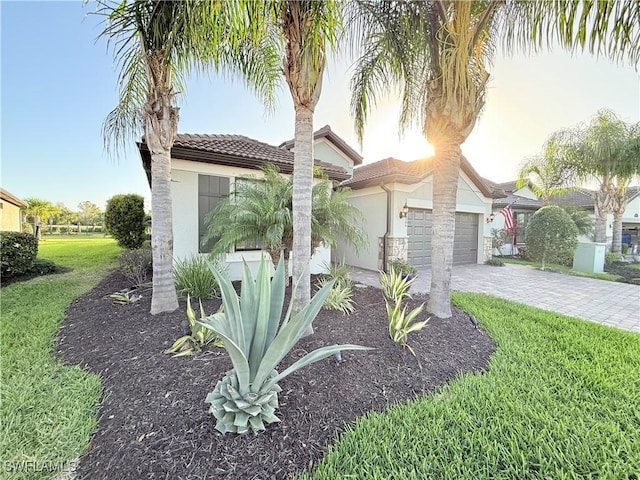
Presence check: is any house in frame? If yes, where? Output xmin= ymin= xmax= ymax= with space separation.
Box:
xmin=137 ymin=126 xmax=362 ymax=280
xmin=334 ymin=156 xmax=494 ymax=271
xmin=0 ymin=188 xmax=27 ymax=232
xmin=487 ymin=181 xmax=640 ymax=254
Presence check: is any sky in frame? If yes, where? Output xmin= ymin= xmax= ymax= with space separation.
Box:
xmin=1 ymin=1 xmax=639 ymax=212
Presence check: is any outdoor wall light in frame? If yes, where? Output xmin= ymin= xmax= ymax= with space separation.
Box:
xmin=486 ymin=213 xmax=495 ymax=223
xmin=399 ymin=202 xmax=409 ymax=219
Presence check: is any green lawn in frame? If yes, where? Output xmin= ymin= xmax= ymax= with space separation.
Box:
xmin=1 ymin=237 xmax=121 ymax=480
xmin=304 ymin=293 xmax=640 ymax=479
xmin=502 ymin=258 xmax=622 ymax=282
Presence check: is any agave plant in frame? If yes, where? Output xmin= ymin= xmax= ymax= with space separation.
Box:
xmin=200 ymin=257 xmax=370 ymax=434
xmin=165 ymin=295 xmax=223 ymax=357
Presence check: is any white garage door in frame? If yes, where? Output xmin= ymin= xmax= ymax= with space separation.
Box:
xmin=407 ymin=209 xmax=478 ymax=268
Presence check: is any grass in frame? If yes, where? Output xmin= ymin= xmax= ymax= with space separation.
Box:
xmin=502 ymin=258 xmax=622 ymax=282
xmin=303 ymin=293 xmax=640 ymax=479
xmin=1 ymin=237 xmax=121 ymax=479
xmin=629 ymin=263 xmax=640 ymax=270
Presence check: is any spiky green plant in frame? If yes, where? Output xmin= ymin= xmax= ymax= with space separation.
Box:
xmin=316 ymin=277 xmax=355 ymax=315
xmin=165 ymin=295 xmax=223 ymax=357
xmin=200 ymin=257 xmax=370 ymax=434
xmin=385 ymin=300 xmax=428 ymax=357
xmin=379 ymin=268 xmax=414 ymax=304
xmin=173 ymin=255 xmax=224 ymax=300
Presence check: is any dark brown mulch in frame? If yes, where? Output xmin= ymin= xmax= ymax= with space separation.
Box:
xmin=56 ymin=271 xmax=495 ymax=480
xmin=605 ymin=261 xmax=640 ymax=284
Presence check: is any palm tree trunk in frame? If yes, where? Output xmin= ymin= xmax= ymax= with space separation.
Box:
xmin=612 ymin=210 xmax=623 ymax=256
xmin=292 ymin=104 xmax=314 ymax=330
xmin=146 ymin=91 xmax=179 ymax=315
xmin=427 ymin=146 xmax=461 ymax=319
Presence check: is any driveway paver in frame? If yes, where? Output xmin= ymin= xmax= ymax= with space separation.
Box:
xmin=349 ymin=263 xmax=640 ymax=333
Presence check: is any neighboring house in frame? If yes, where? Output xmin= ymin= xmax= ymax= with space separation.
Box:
xmin=0 ymin=188 xmax=27 ymax=232
xmin=137 ymin=126 xmax=362 ymax=280
xmin=334 ymin=156 xmax=494 ymax=271
xmin=487 ymin=180 xmax=640 ymax=254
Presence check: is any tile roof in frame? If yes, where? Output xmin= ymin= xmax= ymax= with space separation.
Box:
xmin=549 ymin=188 xmax=595 ymax=208
xmin=342 ymin=155 xmax=492 ymax=197
xmin=279 ymin=125 xmax=363 ymax=165
xmin=138 ymin=132 xmax=350 ymax=184
xmin=492 ymin=194 xmax=543 ymax=210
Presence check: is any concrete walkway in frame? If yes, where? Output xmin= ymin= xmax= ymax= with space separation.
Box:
xmin=349 ymin=263 xmax=640 ymax=333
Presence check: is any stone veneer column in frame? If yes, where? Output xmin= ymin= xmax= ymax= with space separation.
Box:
xmin=483 ymin=236 xmax=492 ymax=262
xmin=378 ymin=236 xmax=409 ymax=270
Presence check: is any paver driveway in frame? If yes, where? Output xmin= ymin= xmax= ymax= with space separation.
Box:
xmin=350 ymin=263 xmax=640 ymax=333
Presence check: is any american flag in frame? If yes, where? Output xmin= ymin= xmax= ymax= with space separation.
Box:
xmin=501 ymin=206 xmax=515 ymax=231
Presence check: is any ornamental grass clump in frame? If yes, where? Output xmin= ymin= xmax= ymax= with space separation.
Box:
xmin=200 ymin=257 xmax=370 ymax=434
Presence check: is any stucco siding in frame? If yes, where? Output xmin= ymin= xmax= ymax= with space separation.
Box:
xmin=314 ymin=139 xmax=353 ymax=175
xmin=334 ymin=188 xmax=386 ymax=270
xmin=171 ymin=159 xmax=331 ymax=280
xmin=0 ymin=201 xmax=23 ymax=232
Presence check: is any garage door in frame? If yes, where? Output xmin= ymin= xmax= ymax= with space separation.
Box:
xmin=407 ymin=209 xmax=478 ymax=267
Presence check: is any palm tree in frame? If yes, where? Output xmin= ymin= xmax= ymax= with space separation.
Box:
xmin=264 ymin=0 xmax=343 ymax=323
xmin=348 ymin=0 xmax=639 ymax=318
xmin=97 ymin=1 xmax=278 ymax=314
xmin=564 ymin=110 xmax=639 ymax=250
xmin=516 ymin=131 xmax=578 ymax=205
xmin=24 ymin=198 xmax=56 ymax=240
xmin=204 ymin=163 xmax=366 ymax=286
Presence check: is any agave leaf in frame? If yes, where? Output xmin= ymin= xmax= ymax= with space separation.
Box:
xmin=252 ymin=279 xmax=335 ymax=391
xmin=249 ymin=416 xmax=266 ymax=432
xmin=248 ymin=258 xmax=272 ymax=382
xmin=198 ymin=298 xmax=206 ymax=320
xmin=240 ymin=261 xmax=257 ymax=353
xmin=199 ymin=316 xmax=250 ymax=394
xmin=172 ymin=348 xmax=196 ymax=358
xmin=264 ymin=344 xmax=372 ymax=392
xmin=186 ymin=295 xmax=196 ymax=327
xmin=206 ymin=259 xmax=244 ymax=353
xmin=233 ymin=411 xmax=249 ymax=427
xmin=166 ymin=335 xmax=191 ymax=353
xmin=223 ymin=401 xmax=239 ymax=413
xmin=265 ymin=257 xmax=286 ymax=353
xmin=405 ymin=320 xmax=428 ymax=334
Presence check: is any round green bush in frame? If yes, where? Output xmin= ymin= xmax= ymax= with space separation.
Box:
xmin=0 ymin=231 xmax=38 ymax=278
xmin=525 ymin=206 xmax=578 ymax=269
xmin=104 ymin=194 xmax=146 ymax=249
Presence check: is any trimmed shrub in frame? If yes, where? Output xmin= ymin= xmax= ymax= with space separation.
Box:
xmin=118 ymin=248 xmax=152 ymax=287
xmin=525 ymin=206 xmax=578 ymax=269
xmin=104 ymin=194 xmax=146 ymax=249
xmin=484 ymin=257 xmax=505 ymax=267
xmin=28 ymin=258 xmax=57 ymax=275
xmin=1 ymin=231 xmax=38 ymax=278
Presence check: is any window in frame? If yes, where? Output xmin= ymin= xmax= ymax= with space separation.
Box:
xmin=233 ymin=178 xmax=265 ymax=251
xmin=198 ymin=175 xmax=230 ymax=253
xmin=514 ymin=211 xmax=533 ymax=244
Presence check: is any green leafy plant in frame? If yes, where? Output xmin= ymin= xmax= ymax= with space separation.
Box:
xmin=385 ymin=300 xmax=428 ymax=356
xmin=199 ymin=257 xmax=370 ymax=434
xmin=165 ymin=295 xmax=223 ymax=357
xmin=379 ymin=268 xmax=414 ymax=303
xmin=0 ymin=231 xmax=38 ymax=278
xmin=322 ymin=259 xmax=353 ymax=288
xmin=387 ymin=258 xmax=417 ymax=277
xmin=605 ymin=251 xmax=618 ymax=265
xmin=316 ymin=277 xmax=355 ymax=314
xmin=173 ymin=255 xmax=224 ymax=300
xmin=118 ymin=248 xmax=152 ymax=287
xmin=27 ymin=258 xmax=57 ymax=275
xmin=484 ymin=257 xmax=505 ymax=267
xmin=104 ymin=194 xmax=146 ymax=249
xmin=109 ymin=290 xmax=142 ymax=305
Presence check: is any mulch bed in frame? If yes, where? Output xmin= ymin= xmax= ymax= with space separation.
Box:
xmin=56 ymin=270 xmax=495 ymax=480
xmin=605 ymin=261 xmax=640 ymax=284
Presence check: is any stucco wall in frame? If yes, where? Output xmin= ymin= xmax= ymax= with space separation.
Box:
xmin=314 ymin=139 xmax=354 ymax=176
xmin=622 ymin=196 xmax=640 ymax=224
xmin=333 ymin=187 xmax=386 ymax=270
xmin=0 ymin=201 xmax=23 ymax=232
xmin=171 ymin=159 xmax=330 ymax=280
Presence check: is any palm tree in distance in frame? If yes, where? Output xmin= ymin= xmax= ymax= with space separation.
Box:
xmin=24 ymin=198 xmax=57 ymax=240
xmin=516 ymin=131 xmax=579 ymax=205
xmin=348 ymin=0 xmax=639 ymax=319
xmin=96 ymin=0 xmax=279 ymax=314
